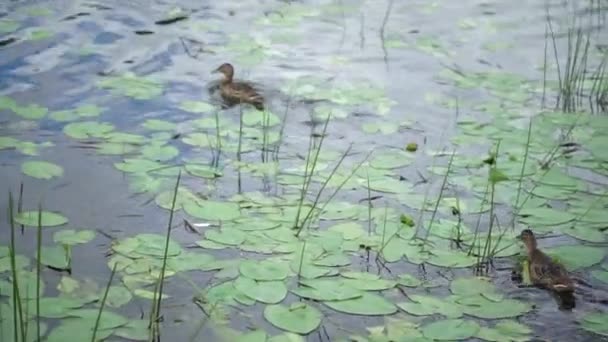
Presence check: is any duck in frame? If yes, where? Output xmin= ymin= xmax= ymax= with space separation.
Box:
xmin=520 ymin=229 xmax=575 ymax=293
xmin=212 ymin=63 xmax=265 ymax=111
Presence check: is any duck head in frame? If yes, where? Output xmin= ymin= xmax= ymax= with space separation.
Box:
xmin=212 ymin=63 xmax=234 ymax=81
xmin=520 ymin=229 xmax=537 ymax=253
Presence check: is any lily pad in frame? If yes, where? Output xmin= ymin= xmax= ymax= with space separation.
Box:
xmin=398 ymin=295 xmax=462 ymax=318
xmin=324 ymin=292 xmax=397 ymax=316
xmin=580 ymin=312 xmax=608 ymax=337
xmin=98 ymin=73 xmax=162 ymax=100
xmin=457 ymin=295 xmax=531 ymax=319
xmin=14 ymin=210 xmax=68 ymax=227
xmin=239 ymin=259 xmax=289 ymax=281
xmin=53 ymin=229 xmax=95 ymax=245
xmin=422 ymin=319 xmax=480 ymax=341
xmin=264 ymin=303 xmax=322 ymax=334
xmin=234 ymin=276 xmax=287 ymax=304
xmin=21 ymin=160 xmax=63 ymax=179
xmin=546 ymin=245 xmax=605 ymax=271
xmin=184 ymin=200 xmax=241 ymax=221
xmin=63 ymin=121 xmax=114 ymax=139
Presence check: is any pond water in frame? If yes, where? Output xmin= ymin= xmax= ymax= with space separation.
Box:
xmin=1 ymin=0 xmax=607 ymax=341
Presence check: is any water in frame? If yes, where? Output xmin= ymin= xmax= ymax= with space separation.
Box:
xmin=1 ymin=0 xmax=607 ymax=341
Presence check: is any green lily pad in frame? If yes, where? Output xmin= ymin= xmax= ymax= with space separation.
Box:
xmin=476 ymin=320 xmax=532 ymax=342
xmin=14 ymin=210 xmax=68 ymax=227
xmin=422 ymin=319 xmax=480 ymax=340
xmin=234 ymin=276 xmax=287 ymax=304
xmin=184 ymin=200 xmax=241 ymax=221
xmin=580 ymin=312 xmax=608 ymax=337
xmin=591 ymin=270 xmax=608 ymax=284
xmin=324 ymin=292 xmax=397 ymax=316
xmin=98 ymin=73 xmax=162 ymax=100
xmin=240 ymin=259 xmax=289 ymax=281
xmin=457 ymin=295 xmax=531 ymax=319
xmin=450 ymin=277 xmax=499 ymax=299
xmin=369 ymin=150 xmax=413 ymax=169
xmin=53 ymin=229 xmax=95 ymax=245
xmin=398 ymin=294 xmax=462 ymax=318
xmin=294 ymin=278 xmax=363 ymax=301
xmin=264 ymin=303 xmax=322 ymax=334
xmin=13 ymin=104 xmax=48 ymax=119
xmin=142 ymin=119 xmax=177 ymax=131
xmin=21 ymin=160 xmax=63 ymax=179
xmin=546 ymin=245 xmax=605 ymax=271
xmin=141 ymin=142 xmax=178 ymax=161
xmin=114 ymin=158 xmax=163 ymax=173
xmin=179 ymin=100 xmax=215 ymax=113
xmin=63 ymin=121 xmax=114 ymax=139
xmin=106 ymin=285 xmax=133 ymax=308
xmin=204 ymin=229 xmax=245 ymax=246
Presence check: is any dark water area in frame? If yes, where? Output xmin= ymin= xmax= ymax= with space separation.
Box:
xmin=1 ymin=0 xmax=608 ymax=341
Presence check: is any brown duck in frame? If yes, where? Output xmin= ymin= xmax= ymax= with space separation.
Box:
xmin=520 ymin=229 xmax=574 ymax=293
xmin=212 ymin=63 xmax=264 ymax=111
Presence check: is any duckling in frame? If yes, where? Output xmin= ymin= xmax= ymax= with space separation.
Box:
xmin=520 ymin=229 xmax=575 ymax=293
xmin=212 ymin=63 xmax=264 ymax=111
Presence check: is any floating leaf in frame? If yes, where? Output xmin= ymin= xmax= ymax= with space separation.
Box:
xmin=240 ymin=259 xmax=289 ymax=281
xmin=63 ymin=121 xmax=114 ymax=139
xmin=450 ymin=277 xmax=499 ymax=299
xmin=234 ymin=276 xmax=287 ymax=304
xmin=546 ymin=245 xmax=605 ymax=271
xmin=179 ymin=100 xmax=215 ymax=113
xmin=106 ymin=285 xmax=133 ymax=308
xmin=53 ymin=229 xmax=95 ymax=245
xmin=184 ymin=200 xmax=241 ymax=221
xmin=324 ymin=292 xmax=397 ymax=315
xmin=422 ymin=319 xmax=480 ymax=340
xmin=457 ymin=295 xmax=530 ymax=319
xmin=205 ymin=229 xmax=245 ymax=246
xmin=476 ymin=320 xmax=532 ymax=342
xmin=41 ymin=245 xmax=70 ymax=270
xmin=142 ymin=119 xmax=177 ymax=131
xmin=98 ymin=73 xmax=162 ymax=100
xmin=369 ymin=150 xmax=413 ymax=169
xmin=398 ymin=295 xmax=462 ymax=318
xmin=141 ymin=142 xmax=178 ymax=161
xmin=21 ymin=160 xmax=63 ymax=179
xmin=14 ymin=210 xmax=68 ymax=227
xmin=580 ymin=312 xmax=608 ymax=337
xmin=294 ymin=278 xmax=363 ymax=301
xmin=264 ymin=303 xmax=322 ymax=334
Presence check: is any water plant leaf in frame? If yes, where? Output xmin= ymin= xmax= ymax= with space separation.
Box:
xmin=450 ymin=277 xmax=499 ymax=299
xmin=205 ymin=229 xmax=245 ymax=246
xmin=476 ymin=320 xmax=532 ymax=342
xmin=457 ymin=295 xmax=531 ymax=319
xmin=13 ymin=103 xmax=48 ymax=119
xmin=141 ymin=142 xmax=178 ymax=161
xmin=369 ymin=150 xmax=413 ymax=169
xmin=105 ymin=285 xmax=133 ymax=308
xmin=14 ymin=210 xmax=68 ymax=227
xmin=234 ymin=276 xmax=287 ymax=304
xmin=397 ymin=295 xmax=462 ymax=318
xmin=21 ymin=160 xmax=63 ymax=179
xmin=397 ymin=274 xmax=423 ymax=287
xmin=292 ymin=279 xmax=362 ymax=301
xmin=98 ymin=73 xmax=162 ymax=100
xmin=324 ymin=292 xmax=397 ymax=315
xmin=185 ymin=164 xmax=223 ymax=179
xmin=240 ymin=259 xmax=289 ymax=281
xmin=114 ymin=158 xmax=163 ymax=173
xmin=422 ymin=319 xmax=480 ymax=340
xmin=63 ymin=121 xmax=114 ymax=139
xmin=243 ymin=109 xmax=281 ymax=126
xmin=341 ymin=277 xmax=396 ymax=291
xmin=561 ymin=225 xmax=606 ymax=243
xmin=179 ymin=100 xmax=215 ymax=113
xmin=546 ymin=245 xmax=605 ymax=271
xmin=518 ymin=207 xmax=576 ymax=226
xmin=45 ymin=318 xmax=114 ymax=342
xmin=41 ymin=245 xmax=70 ymax=270
xmin=53 ymin=229 xmax=95 ymax=245
xmin=580 ymin=312 xmax=608 ymax=337
xmin=0 ymin=254 xmax=29 ymax=272
xmin=264 ymin=303 xmax=322 ymax=334
xmin=184 ymin=200 xmax=241 ymax=221
xmin=142 ymin=119 xmax=177 ymax=131
xmin=591 ymin=270 xmax=608 ymax=284
xmin=114 ymin=320 xmax=148 ymax=341
xmin=36 ymin=297 xmax=88 ymax=318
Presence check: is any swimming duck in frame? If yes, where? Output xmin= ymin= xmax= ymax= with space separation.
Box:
xmin=212 ymin=63 xmax=264 ymax=111
xmin=520 ymin=229 xmax=575 ymax=293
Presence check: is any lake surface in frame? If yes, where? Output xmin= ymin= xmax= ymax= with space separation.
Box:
xmin=1 ymin=0 xmax=607 ymax=341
